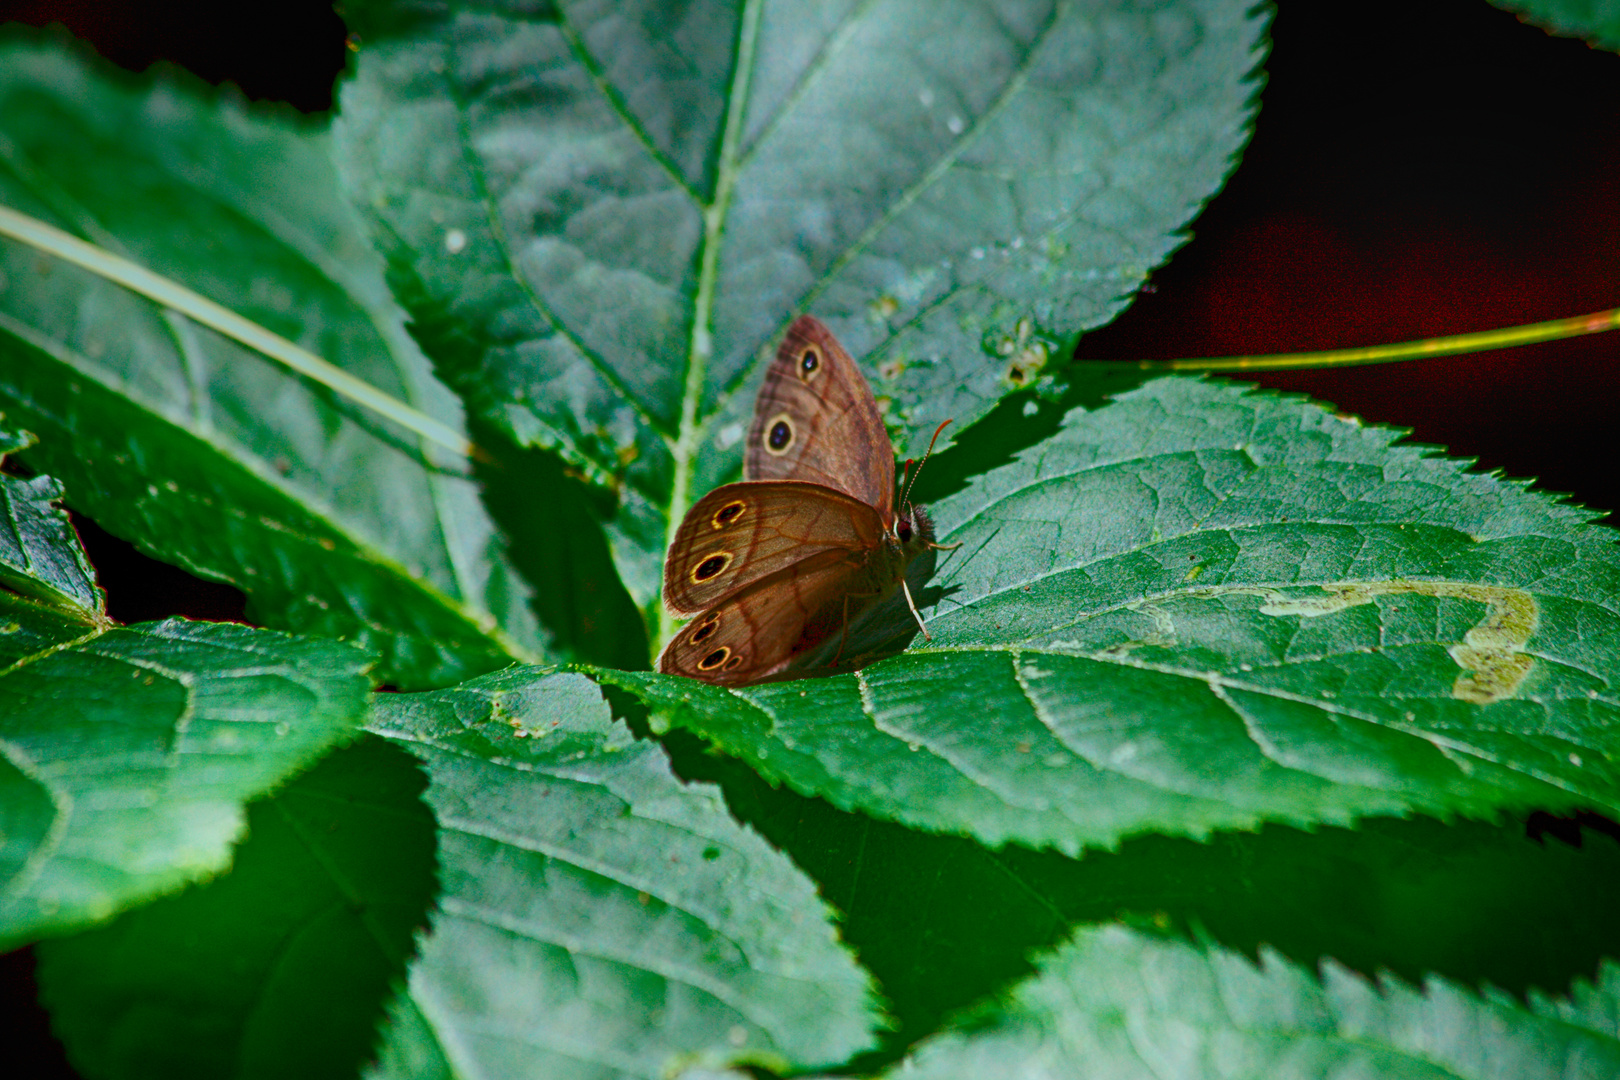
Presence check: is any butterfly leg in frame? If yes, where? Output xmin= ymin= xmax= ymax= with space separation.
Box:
xmin=925 ymin=540 xmax=963 ymax=552
xmin=831 ymin=589 xmax=883 ymax=667
xmin=900 ymin=579 xmax=932 ymax=642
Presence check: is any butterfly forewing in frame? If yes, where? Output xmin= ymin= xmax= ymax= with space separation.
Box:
xmin=662 ymin=480 xmax=888 ymax=616
xmin=658 ymin=549 xmax=867 ymax=684
xmin=746 ymin=316 xmax=895 ymax=515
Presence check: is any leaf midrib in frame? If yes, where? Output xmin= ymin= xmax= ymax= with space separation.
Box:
xmin=0 ymin=128 xmax=224 ymax=428
xmin=0 ymin=313 xmax=534 ymax=660
xmin=659 ymin=0 xmax=766 ymax=649
xmin=3 ymin=110 xmax=513 ymax=635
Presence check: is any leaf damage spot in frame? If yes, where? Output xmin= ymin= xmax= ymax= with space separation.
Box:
xmin=1256 ymin=581 xmax=1539 ymax=705
xmin=1100 ymin=600 xmax=1179 ymax=657
xmin=870 ymin=294 xmax=900 ymax=320
xmin=989 ymin=318 xmax=1049 ymax=388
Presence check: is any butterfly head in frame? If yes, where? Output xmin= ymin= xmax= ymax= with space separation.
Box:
xmin=893 ymin=502 xmax=935 ymax=552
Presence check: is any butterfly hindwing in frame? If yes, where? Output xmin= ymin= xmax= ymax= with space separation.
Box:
xmin=662 ymin=480 xmax=887 ymax=616
xmin=658 ymin=549 xmax=870 ymax=684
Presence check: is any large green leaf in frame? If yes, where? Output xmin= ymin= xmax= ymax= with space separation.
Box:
xmin=1490 ymin=0 xmax=1620 ymax=51
xmin=335 ymin=0 xmax=1268 ymax=610
xmin=606 ymin=378 xmax=1620 ymax=853
xmin=36 ymin=736 xmax=436 ymax=1080
xmin=366 ymin=667 xmax=881 ymax=1078
xmin=885 ymin=925 xmax=1620 ymax=1079
xmin=0 ymin=434 xmax=373 ymax=948
xmin=0 ymin=30 xmax=551 ymax=688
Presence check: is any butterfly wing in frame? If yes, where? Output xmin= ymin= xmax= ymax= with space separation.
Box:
xmin=745 ymin=315 xmax=895 ymax=516
xmin=658 ymin=549 xmax=868 ymax=685
xmin=662 ymin=479 xmax=888 ymax=616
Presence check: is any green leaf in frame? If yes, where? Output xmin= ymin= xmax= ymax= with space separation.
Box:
xmin=335 ymin=0 xmax=1268 ymax=610
xmin=0 ymin=29 xmax=552 ymax=688
xmin=35 ymin=736 xmax=437 ymax=1080
xmin=885 ymin=925 xmax=1620 ymax=1080
xmin=366 ymin=668 xmax=881 ymax=1078
xmin=0 ymin=437 xmax=374 ymax=948
xmin=605 ymin=377 xmax=1620 ymax=854
xmin=675 ymin=727 xmax=1620 ymax=1059
xmin=0 ymin=427 xmax=101 ymax=620
xmin=672 ymin=703 xmax=1619 ymax=1072
xmin=0 ymin=615 xmax=374 ymax=950
xmin=1490 ymin=0 xmax=1620 ymax=51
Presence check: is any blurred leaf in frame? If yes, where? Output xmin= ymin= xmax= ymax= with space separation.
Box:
xmin=1490 ymin=0 xmax=1620 ymax=51
xmin=883 ymin=925 xmax=1620 ymax=1079
xmin=0 ymin=28 xmax=560 ymax=687
xmin=366 ymin=667 xmax=881 ymax=1078
xmin=36 ymin=736 xmax=436 ymax=1080
xmin=605 ymin=377 xmax=1620 ymax=853
xmin=335 ymin=0 xmax=1268 ymax=610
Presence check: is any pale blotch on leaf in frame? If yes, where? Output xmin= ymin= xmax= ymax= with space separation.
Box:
xmin=1257 ymin=580 xmax=1539 ymax=705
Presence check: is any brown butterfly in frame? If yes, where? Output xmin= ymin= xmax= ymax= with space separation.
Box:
xmin=658 ymin=315 xmax=954 ymax=685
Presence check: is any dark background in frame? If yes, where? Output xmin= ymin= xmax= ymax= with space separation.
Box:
xmin=1 ymin=0 xmax=1616 ymax=1075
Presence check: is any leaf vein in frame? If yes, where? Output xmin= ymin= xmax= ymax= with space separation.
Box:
xmin=551 ymin=7 xmax=703 ymax=205
xmin=437 ymin=892 xmax=790 ymax=1024
xmin=712 ymin=0 xmax=1070 ymax=413
xmin=439 ymin=41 xmax=674 ymax=442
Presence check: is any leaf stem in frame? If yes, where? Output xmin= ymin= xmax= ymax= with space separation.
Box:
xmin=0 ymin=202 xmax=481 ymax=463
xmin=1129 ymin=307 xmax=1620 ymax=372
xmin=659 ymin=0 xmax=764 ymax=654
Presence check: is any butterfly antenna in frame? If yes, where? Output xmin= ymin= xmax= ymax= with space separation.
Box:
xmin=900 ymin=419 xmax=953 ymax=512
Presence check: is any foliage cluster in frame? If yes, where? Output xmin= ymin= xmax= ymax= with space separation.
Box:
xmin=1 ymin=2 xmax=1618 ymax=1077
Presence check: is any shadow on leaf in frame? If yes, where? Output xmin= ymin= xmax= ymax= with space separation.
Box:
xmin=635 ymin=723 xmax=1620 ymax=1071
xmin=471 ymin=417 xmax=650 ymax=671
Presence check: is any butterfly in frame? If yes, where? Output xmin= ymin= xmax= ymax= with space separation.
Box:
xmin=658 ymin=315 xmax=953 ymax=685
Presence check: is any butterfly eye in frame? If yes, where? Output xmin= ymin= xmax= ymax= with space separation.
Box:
xmin=691 ymin=617 xmax=719 ymax=643
xmin=763 ymin=413 xmax=795 ymax=455
xmin=698 ymin=646 xmax=731 ymax=670
xmin=711 ymin=501 xmax=746 ymax=529
xmin=898 ymin=520 xmax=913 ymax=542
xmin=692 ymin=552 xmax=732 ymax=582
xmin=800 ymin=348 xmax=820 ymax=376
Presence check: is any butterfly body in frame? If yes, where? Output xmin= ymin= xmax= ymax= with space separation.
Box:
xmin=659 ymin=317 xmax=940 ymax=685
